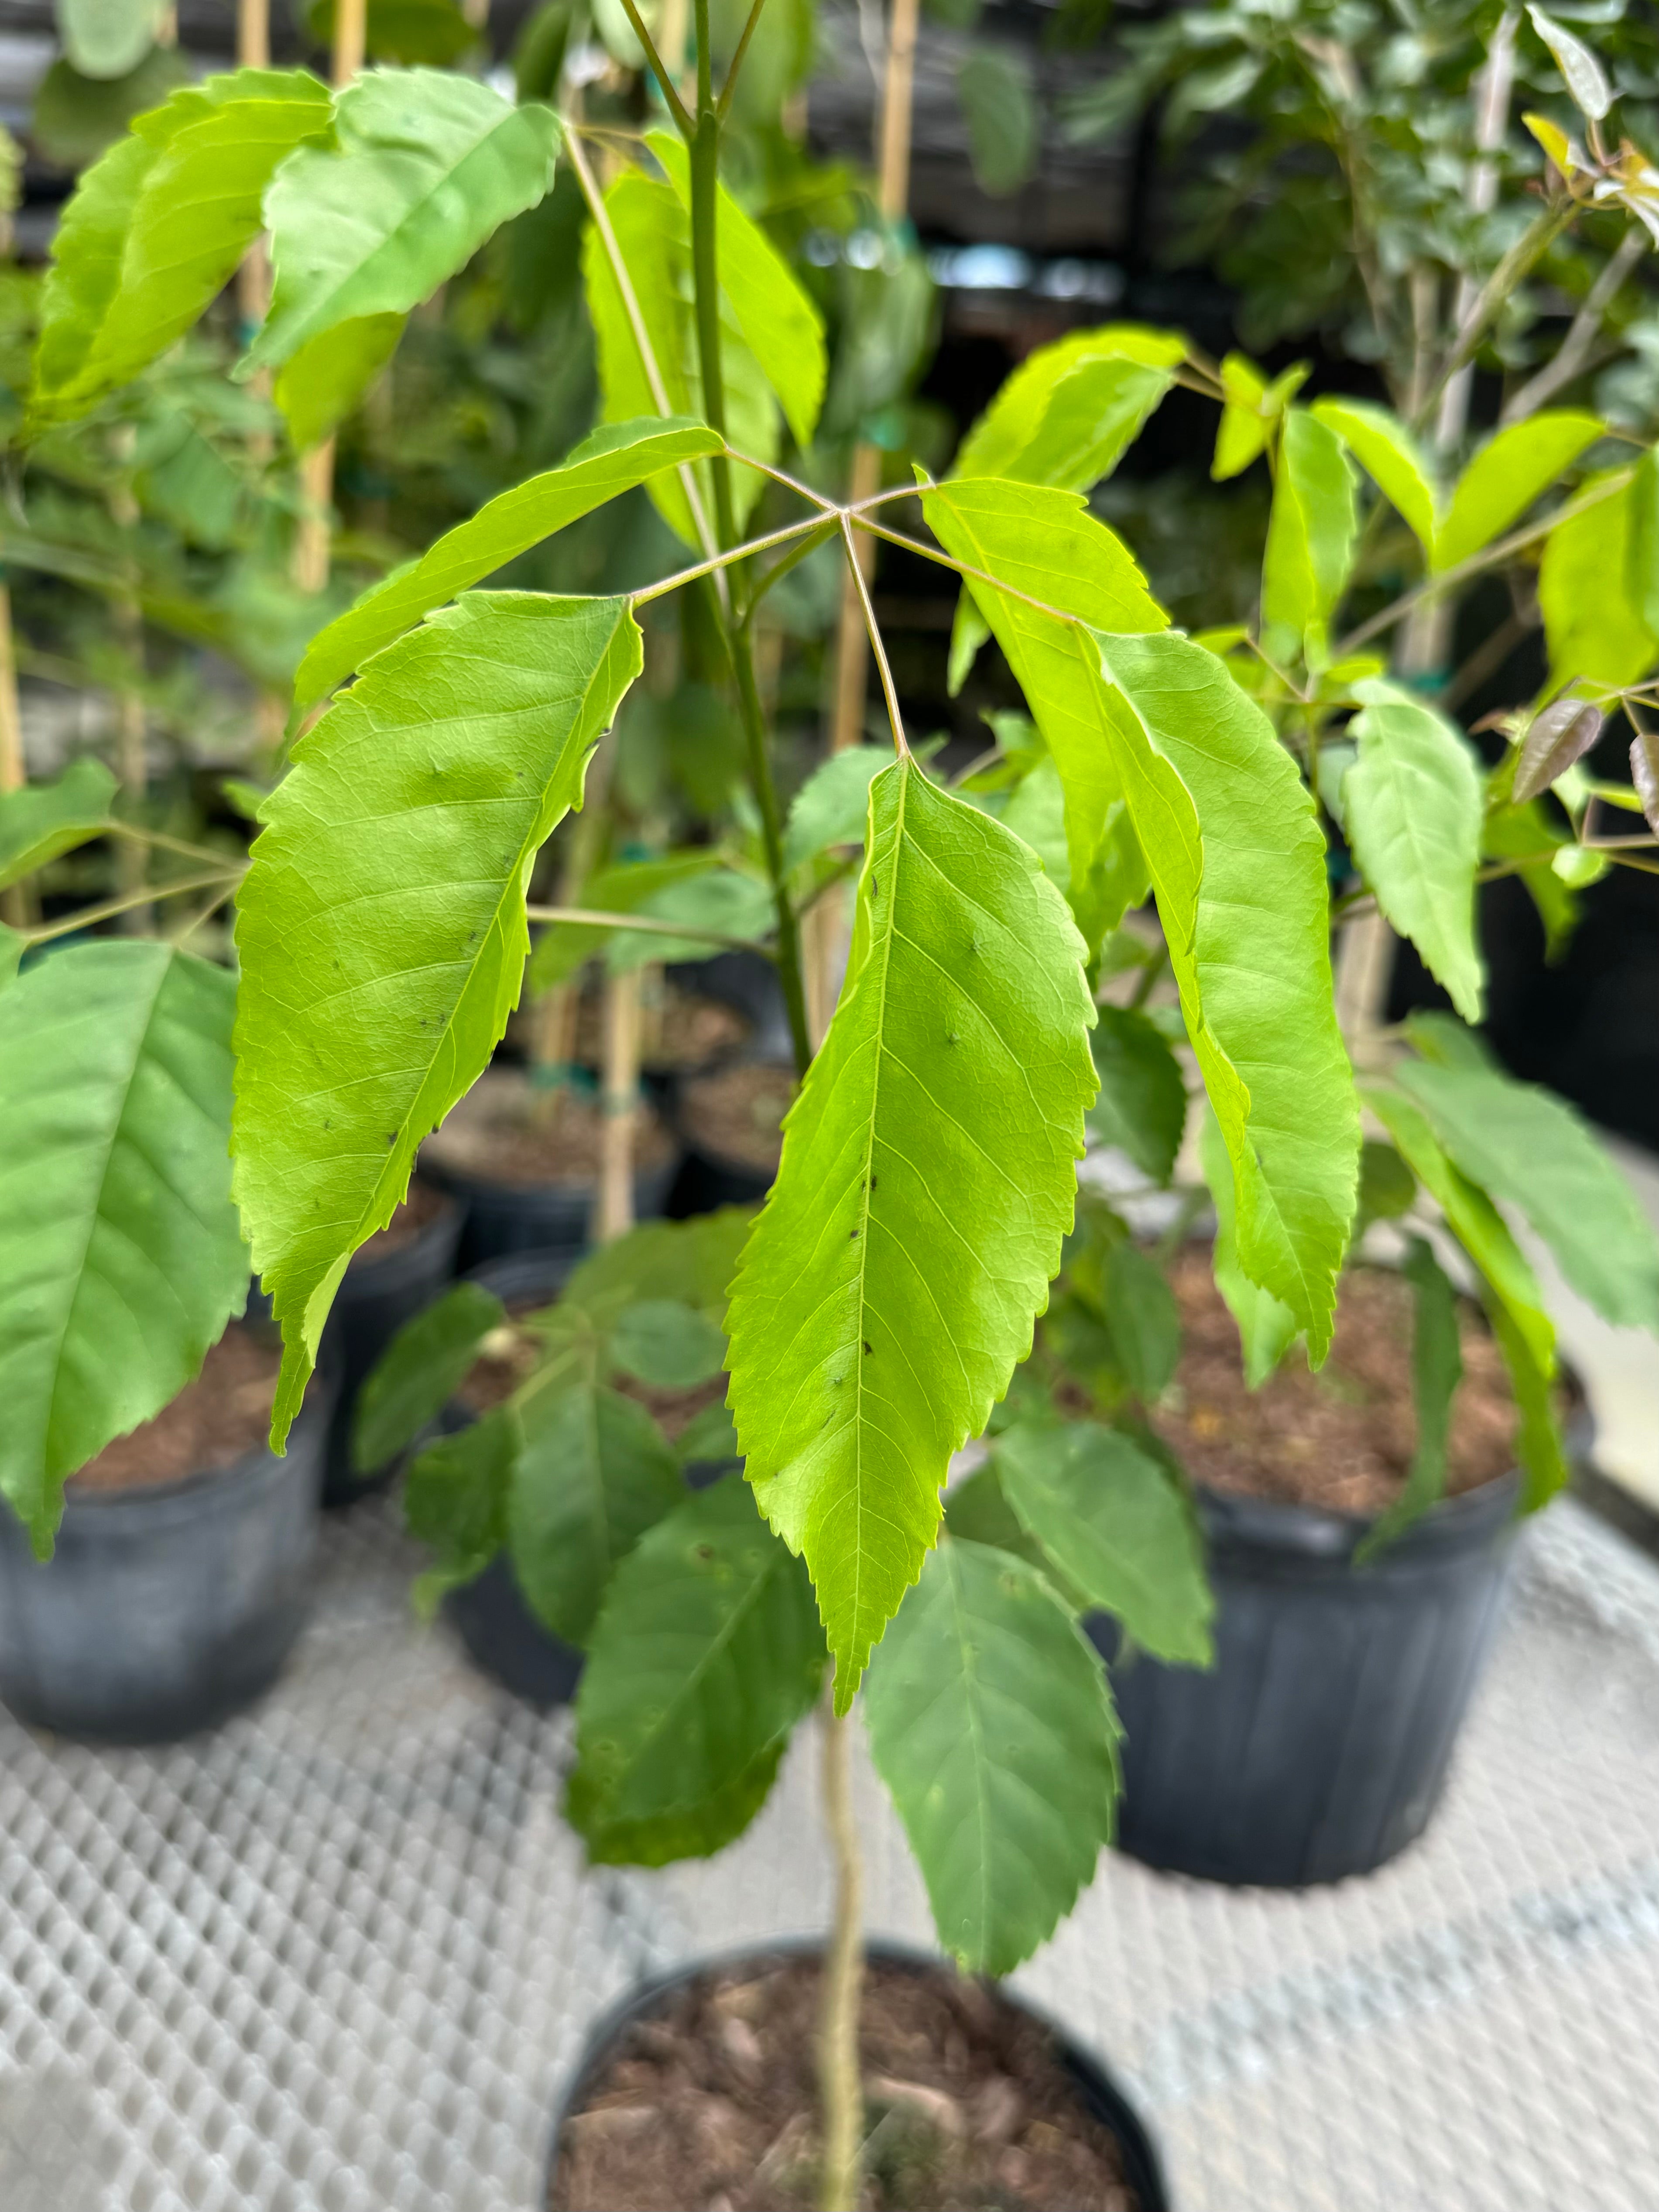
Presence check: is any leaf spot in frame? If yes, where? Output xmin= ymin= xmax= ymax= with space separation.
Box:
xmin=863 ymin=1340 xmax=873 ymax=1355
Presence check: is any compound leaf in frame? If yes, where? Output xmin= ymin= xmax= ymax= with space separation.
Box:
xmin=233 ymin=591 xmax=641 ymax=1448
xmin=0 ymin=757 xmax=116 ymax=888
xmin=0 ymin=942 xmax=249 ymax=1553
xmin=864 ymin=1536 xmax=1121 ymax=1975
xmin=1434 ymin=409 xmax=1602 ymax=573
xmin=727 ymin=759 xmax=1097 ymax=1711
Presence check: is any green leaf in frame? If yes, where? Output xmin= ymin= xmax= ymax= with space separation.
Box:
xmin=1087 ymin=1004 xmax=1186 ymax=1185
xmin=677 ymin=1396 xmax=740 ymax=1466
xmin=0 ymin=926 xmax=22 ymax=991
xmin=57 ymin=0 xmax=168 ymax=79
xmin=308 ymin=0 xmax=480 ymax=65
xmin=247 ymin=70 xmax=561 ymax=374
xmin=921 ymin=477 xmax=1165 ymax=941
xmin=1627 ymin=446 xmax=1659 ymax=637
xmin=1099 ymin=1240 xmax=1182 ymax=1401
xmin=297 ymin=417 xmax=717 ymax=706
xmin=727 ymin=759 xmax=1098 ymax=1711
xmin=566 ymin=1478 xmax=825 ymax=1862
xmin=509 ymin=1381 xmax=684 ymax=1646
xmin=1539 ymin=470 xmax=1659 ymax=691
xmin=1095 ymin=632 xmax=1359 ymax=1358
xmin=953 ymin=324 xmax=1186 ymax=492
xmin=1433 ymin=411 xmax=1603 ymax=573
xmin=1394 ymin=1041 xmax=1659 ymax=1331
xmin=610 ymin=1300 xmax=727 ymax=1388
xmin=954 ymin=45 xmax=1038 ymax=197
xmin=0 ymin=943 xmax=250 ymax=1553
xmin=274 ymin=310 xmax=406 ymax=456
xmin=1000 ymin=755 xmax=1070 ymax=888
xmin=0 ymin=758 xmax=116 ymax=889
xmin=31 ymin=49 xmax=190 ymax=172
xmin=994 ymin=1421 xmax=1211 ymax=1663
xmin=1261 ymin=407 xmax=1357 ymax=667
xmin=1199 ymin=1104 xmax=1298 ymax=1388
xmin=350 ymin=1279 xmax=505 ymax=1475
xmin=1210 ymin=353 xmax=1307 ymax=482
xmin=563 ymin=1208 xmax=754 ymax=1326
xmin=526 ymin=847 xmax=723 ymax=992
xmin=647 ymin=132 xmax=826 ymax=452
xmin=1483 ymin=793 xmax=1578 ymax=960
xmin=605 ymin=867 xmax=773 ymax=970
xmin=1341 ymin=678 xmax=1484 ymax=1023
xmin=233 ymin=591 xmax=642 ymax=1448
xmin=1355 ymin=1238 xmax=1462 ymax=1561
xmin=1527 ymin=4 xmax=1612 ymax=120
xmin=863 ymin=1536 xmax=1120 ymax=1975
xmin=782 ymin=744 xmax=891 ymax=873
xmin=31 ymin=69 xmax=335 ymax=430
xmin=1358 ymin=1137 xmax=1416 ymax=1224
xmin=405 ymin=1405 xmax=516 ymax=1604
xmin=1311 ymin=397 xmax=1439 ymax=555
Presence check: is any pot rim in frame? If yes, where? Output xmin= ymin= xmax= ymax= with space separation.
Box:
xmin=541 ymin=1934 xmax=1170 ymax=2212
xmin=56 ymin=1358 xmax=330 ymax=1518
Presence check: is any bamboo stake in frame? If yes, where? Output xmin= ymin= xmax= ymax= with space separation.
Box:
xmin=0 ymin=584 xmax=28 ymax=930
xmin=596 ymin=967 xmax=641 ymax=1242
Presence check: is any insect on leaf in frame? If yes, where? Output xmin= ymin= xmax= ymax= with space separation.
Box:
xmin=726 ymin=758 xmax=1098 ymax=1711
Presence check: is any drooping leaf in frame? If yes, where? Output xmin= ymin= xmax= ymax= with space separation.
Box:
xmin=405 ymin=1405 xmax=516 ymax=1606
xmin=274 ymin=310 xmax=407 ymax=456
xmin=1199 ymin=1104 xmax=1298 ymax=1388
xmin=350 ymin=1279 xmax=505 ymax=1474
xmin=1260 ymin=406 xmax=1357 ymax=667
xmin=1311 ymin=397 xmax=1439 ymax=554
xmin=1087 ymin=1004 xmax=1187 ymax=1185
xmin=953 ymin=323 xmax=1185 ymax=492
xmin=1341 ymin=677 xmax=1484 ymax=1023
xmin=1527 ymin=4 xmax=1612 ymax=120
xmin=727 ymin=759 xmax=1097 ymax=1711
xmin=782 ymin=744 xmax=891 ymax=873
xmin=297 ymin=417 xmax=718 ymax=705
xmin=955 ymin=46 xmax=1038 ymax=198
xmin=1539 ymin=470 xmax=1659 ymax=691
xmin=994 ymin=1420 xmax=1211 ymax=1663
xmin=1433 ymin=410 xmax=1603 ymax=573
xmin=610 ymin=1300 xmax=727 ymax=1388
xmin=648 ymin=132 xmax=826 ymax=451
xmin=31 ymin=69 xmax=335 ymax=430
xmin=863 ymin=1536 xmax=1121 ymax=1976
xmin=566 ymin=1478 xmax=825 ymax=1862
xmin=233 ymin=592 xmax=642 ymax=1448
xmin=246 ymin=70 xmax=562 ymax=374
xmin=921 ymin=477 xmax=1164 ymax=943
xmin=1098 ymin=1239 xmax=1183 ymax=1402
xmin=525 ymin=847 xmax=723 ymax=992
xmin=1512 ymin=698 xmax=1604 ymax=804
xmin=509 ymin=1381 xmax=684 ymax=1646
xmin=1394 ymin=1033 xmax=1659 ymax=1331
xmin=0 ymin=757 xmax=115 ymax=889
xmin=56 ymin=0 xmax=169 ymax=79
xmin=0 ymin=943 xmax=249 ymax=1553
xmin=1095 ymin=632 xmax=1359 ymax=1358
xmin=1355 ymin=1238 xmax=1463 ymax=1561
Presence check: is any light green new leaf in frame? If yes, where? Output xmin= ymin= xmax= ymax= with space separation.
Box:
xmin=1100 ymin=1240 xmax=1183 ymax=1402
xmin=0 ymin=757 xmax=115 ymax=889
xmin=234 ymin=592 xmax=642 ymax=1447
xmin=0 ymin=943 xmax=249 ymax=1553
xmin=1312 ymin=397 xmax=1439 ymax=554
xmin=726 ymin=760 xmax=1098 ymax=1710
xmin=648 ymin=132 xmax=826 ymax=451
xmin=953 ymin=324 xmax=1186 ymax=490
xmin=782 ymin=744 xmax=891 ymax=873
xmin=994 ymin=1421 xmax=1211 ymax=1663
xmin=1199 ymin=1104 xmax=1298 ymax=1387
xmin=58 ymin=0 xmax=169 ymax=79
xmin=864 ymin=1536 xmax=1121 ymax=1975
xmin=1097 ymin=632 xmax=1358 ymax=1358
xmin=247 ymin=70 xmax=561 ymax=374
xmin=1355 ymin=1237 xmax=1462 ymax=1561
xmin=1087 ymin=1004 xmax=1186 ymax=1185
xmin=1539 ymin=470 xmax=1659 ymax=691
xmin=350 ymin=1278 xmax=504 ymax=1474
xmin=274 ymin=310 xmax=407 ymax=456
xmin=1433 ymin=410 xmax=1602 ymax=573
xmin=922 ymin=477 xmax=1164 ymax=942
xmin=509 ymin=1381 xmax=684 ymax=1646
xmin=1211 ymin=355 xmax=1307 ymax=482
xmin=1395 ymin=1041 xmax=1659 ymax=1331
xmin=610 ymin=1300 xmax=727 ymax=1388
xmin=1628 ymin=445 xmax=1659 ymax=637
xmin=1261 ymin=406 xmax=1357 ymax=666
xmin=298 ymin=417 xmax=718 ymax=705
xmin=567 ymin=1478 xmax=825 ymax=1863
xmin=31 ymin=69 xmax=334 ymax=429
xmin=1342 ymin=677 xmax=1484 ymax=1022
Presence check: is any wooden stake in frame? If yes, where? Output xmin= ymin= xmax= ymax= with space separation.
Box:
xmin=596 ymin=967 xmax=641 ymax=1243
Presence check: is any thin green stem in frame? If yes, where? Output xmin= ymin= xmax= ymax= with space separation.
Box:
xmin=106 ymin=819 xmax=243 ymax=870
xmin=523 ymin=901 xmax=773 ymax=956
xmin=740 ymin=517 xmax=841 ymax=621
xmin=630 ymin=511 xmax=826 ymax=608
xmin=732 ymin=618 xmax=812 ymax=1073
xmin=839 ymin=514 xmax=908 ymax=758
xmin=716 ymin=0 xmax=773 ymax=119
xmin=617 ymin=0 xmax=693 ymax=134
xmin=1412 ymin=199 xmax=1579 ymax=433
xmin=23 ymin=869 xmax=243 ymax=946
xmin=689 ymin=109 xmax=737 ymax=551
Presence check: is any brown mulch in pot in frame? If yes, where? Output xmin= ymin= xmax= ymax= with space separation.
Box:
xmin=70 ymin=1325 xmax=281 ymax=1494
xmin=423 ymin=1069 xmax=676 ymax=1190
xmin=679 ymin=1062 xmax=797 ymax=1175
xmin=548 ymin=1954 xmax=1142 ymax=2212
xmin=1148 ymin=1252 xmax=1520 ymax=1518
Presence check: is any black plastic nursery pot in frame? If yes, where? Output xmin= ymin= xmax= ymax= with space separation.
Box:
xmin=544 ymin=1940 xmax=1170 ymax=2212
xmin=428 ymin=1148 xmax=680 ymax=1271
xmin=1098 ymin=1469 xmax=1525 ymax=1888
xmin=668 ymin=950 xmax=792 ymax=1066
xmin=0 ymin=1346 xmax=330 ymax=1744
xmin=320 ymin=1179 xmax=463 ymax=1507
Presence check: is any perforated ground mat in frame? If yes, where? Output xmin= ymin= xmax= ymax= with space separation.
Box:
xmin=1 ymin=1491 xmax=1656 ymax=2212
